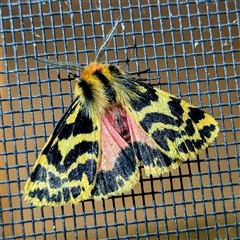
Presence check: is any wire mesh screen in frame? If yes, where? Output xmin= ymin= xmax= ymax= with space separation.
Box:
xmin=0 ymin=0 xmax=239 ymax=239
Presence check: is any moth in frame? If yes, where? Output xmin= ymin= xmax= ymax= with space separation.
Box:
xmin=24 ymin=21 xmax=219 ymax=207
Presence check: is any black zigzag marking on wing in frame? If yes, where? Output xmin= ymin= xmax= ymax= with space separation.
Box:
xmin=130 ymin=83 xmax=159 ymax=111
xmin=92 ymin=146 xmax=137 ymax=198
xmin=42 ymin=97 xmax=80 ymax=154
xmin=132 ymin=141 xmax=175 ymax=167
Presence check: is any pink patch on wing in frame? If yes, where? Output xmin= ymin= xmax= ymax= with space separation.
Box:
xmin=126 ymin=111 xmax=156 ymax=147
xmin=100 ymin=105 xmax=131 ymax=171
xmin=99 ymin=104 xmax=159 ymax=172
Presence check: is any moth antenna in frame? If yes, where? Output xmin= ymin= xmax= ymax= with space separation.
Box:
xmin=33 ymin=57 xmax=85 ymax=71
xmin=95 ymin=20 xmax=119 ymax=62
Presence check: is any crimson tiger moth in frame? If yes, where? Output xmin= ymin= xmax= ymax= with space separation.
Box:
xmin=24 ymin=21 xmax=219 ymax=207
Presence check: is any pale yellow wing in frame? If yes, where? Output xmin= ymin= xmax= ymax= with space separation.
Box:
xmin=24 ymin=97 xmax=101 ymax=206
xmin=124 ymin=83 xmax=219 ymax=176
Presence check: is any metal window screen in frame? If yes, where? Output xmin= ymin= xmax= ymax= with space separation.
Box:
xmin=0 ymin=0 xmax=239 ymax=239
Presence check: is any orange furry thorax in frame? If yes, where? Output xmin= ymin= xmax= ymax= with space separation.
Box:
xmin=80 ymin=62 xmax=118 ymax=83
xmin=81 ymin=62 xmax=106 ymax=79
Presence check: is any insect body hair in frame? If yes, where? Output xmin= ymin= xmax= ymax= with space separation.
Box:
xmin=75 ymin=62 xmax=141 ymax=116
